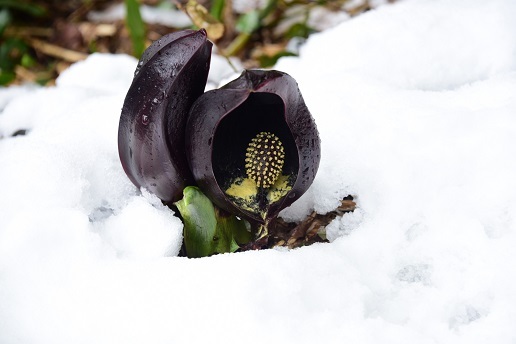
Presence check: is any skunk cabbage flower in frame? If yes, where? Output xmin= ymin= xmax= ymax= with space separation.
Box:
xmin=117 ymin=29 xmax=321 ymax=254
xmin=186 ymin=70 xmax=321 ymax=228
xmin=118 ymin=29 xmax=212 ymax=203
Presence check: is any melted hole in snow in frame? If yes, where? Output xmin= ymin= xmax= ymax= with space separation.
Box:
xmin=265 ymin=196 xmax=359 ymax=250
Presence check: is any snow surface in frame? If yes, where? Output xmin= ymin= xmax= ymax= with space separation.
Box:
xmin=2 ymin=0 xmax=516 ymax=342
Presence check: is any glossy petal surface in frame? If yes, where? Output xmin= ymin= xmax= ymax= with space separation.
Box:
xmin=118 ymin=29 xmax=212 ymax=203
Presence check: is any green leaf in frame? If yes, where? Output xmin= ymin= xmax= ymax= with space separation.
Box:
xmin=213 ymin=210 xmax=240 ymax=254
xmin=0 ymin=71 xmax=15 ymax=85
xmin=0 ymin=0 xmax=46 ymax=17
xmin=124 ymin=0 xmax=146 ymax=58
xmin=20 ymin=52 xmax=35 ymax=68
xmin=258 ymin=51 xmax=297 ymax=68
xmin=209 ymin=0 xmax=225 ymax=21
xmin=0 ymin=37 xmax=28 ymax=70
xmin=0 ymin=8 xmax=11 ymax=36
xmin=236 ymin=10 xmax=260 ymax=34
xmin=175 ymin=186 xmax=251 ymax=258
xmin=175 ymin=186 xmax=218 ymax=258
xmin=286 ymin=22 xmax=315 ymax=39
xmin=213 ymin=208 xmax=251 ymax=252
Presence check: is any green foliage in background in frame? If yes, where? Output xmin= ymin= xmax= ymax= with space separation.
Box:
xmin=187 ymin=0 xmax=349 ymax=65
xmin=0 ymin=0 xmax=358 ymax=84
xmin=124 ymin=0 xmax=146 ymax=58
xmin=0 ymin=0 xmax=45 ymax=17
xmin=0 ymin=1 xmax=46 ymax=85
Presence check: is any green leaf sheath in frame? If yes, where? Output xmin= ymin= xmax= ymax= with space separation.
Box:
xmin=175 ymin=187 xmax=251 ymax=258
xmin=175 ymin=186 xmax=218 ymax=258
xmin=214 ymin=208 xmax=251 ymax=253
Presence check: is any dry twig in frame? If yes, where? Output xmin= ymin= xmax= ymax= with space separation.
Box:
xmin=28 ymin=38 xmax=88 ymax=62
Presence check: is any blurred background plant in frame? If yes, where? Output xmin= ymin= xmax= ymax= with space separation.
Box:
xmin=0 ymin=0 xmax=389 ymax=86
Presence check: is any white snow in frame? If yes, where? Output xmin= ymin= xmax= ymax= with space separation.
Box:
xmin=88 ymin=3 xmax=192 ymax=28
xmin=2 ymin=0 xmax=516 ymax=343
xmin=232 ymin=0 xmax=268 ymax=14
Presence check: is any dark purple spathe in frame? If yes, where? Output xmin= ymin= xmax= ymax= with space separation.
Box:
xmin=118 ymin=29 xmax=212 ymax=203
xmin=186 ymin=69 xmax=321 ymax=223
